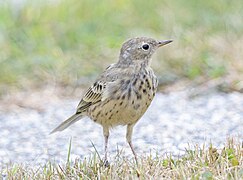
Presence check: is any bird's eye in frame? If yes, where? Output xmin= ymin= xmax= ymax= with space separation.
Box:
xmin=142 ymin=44 xmax=150 ymax=50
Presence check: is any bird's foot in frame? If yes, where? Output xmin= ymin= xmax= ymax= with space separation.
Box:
xmin=102 ymin=159 xmax=110 ymax=168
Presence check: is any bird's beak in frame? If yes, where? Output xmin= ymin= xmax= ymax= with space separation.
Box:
xmin=158 ymin=40 xmax=173 ymax=47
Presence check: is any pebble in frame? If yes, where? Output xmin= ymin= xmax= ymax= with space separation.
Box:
xmin=0 ymin=91 xmax=242 ymax=165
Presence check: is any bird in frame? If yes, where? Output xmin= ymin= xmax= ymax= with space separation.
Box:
xmin=50 ymin=37 xmax=172 ymax=165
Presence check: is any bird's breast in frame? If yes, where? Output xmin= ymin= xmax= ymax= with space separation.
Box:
xmin=87 ymin=68 xmax=158 ymax=127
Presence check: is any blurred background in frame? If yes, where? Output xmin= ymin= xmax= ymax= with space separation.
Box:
xmin=0 ymin=0 xmax=243 ymax=165
xmin=0 ymin=0 xmax=242 ymax=95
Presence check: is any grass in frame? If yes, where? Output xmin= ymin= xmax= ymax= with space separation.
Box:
xmin=0 ymin=0 xmax=243 ymax=93
xmin=1 ymin=139 xmax=242 ymax=179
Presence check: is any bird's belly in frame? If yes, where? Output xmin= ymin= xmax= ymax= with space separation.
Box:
xmin=87 ymin=89 xmax=155 ymax=127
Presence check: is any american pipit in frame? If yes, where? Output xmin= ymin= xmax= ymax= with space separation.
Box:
xmin=50 ymin=37 xmax=172 ymax=164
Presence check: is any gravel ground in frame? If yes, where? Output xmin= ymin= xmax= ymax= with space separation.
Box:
xmin=0 ymin=89 xmax=242 ymax=165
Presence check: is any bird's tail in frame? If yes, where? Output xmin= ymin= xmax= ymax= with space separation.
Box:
xmin=50 ymin=113 xmax=83 ymax=134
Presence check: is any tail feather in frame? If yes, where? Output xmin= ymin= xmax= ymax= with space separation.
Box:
xmin=50 ymin=113 xmax=83 ymax=134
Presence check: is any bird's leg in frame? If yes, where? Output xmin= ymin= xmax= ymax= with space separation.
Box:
xmin=126 ymin=123 xmax=138 ymax=165
xmin=103 ymin=127 xmax=109 ymax=167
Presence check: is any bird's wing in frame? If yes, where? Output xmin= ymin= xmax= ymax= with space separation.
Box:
xmin=76 ymin=63 xmax=122 ymax=113
xmin=76 ymin=81 xmax=106 ymax=113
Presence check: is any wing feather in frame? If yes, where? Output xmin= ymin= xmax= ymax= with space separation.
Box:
xmin=76 ymin=81 xmax=105 ymax=113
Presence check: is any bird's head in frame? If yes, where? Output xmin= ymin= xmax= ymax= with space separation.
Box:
xmin=119 ymin=37 xmax=172 ymax=65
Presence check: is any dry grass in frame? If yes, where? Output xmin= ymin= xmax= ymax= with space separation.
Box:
xmin=1 ymin=139 xmax=242 ymax=179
